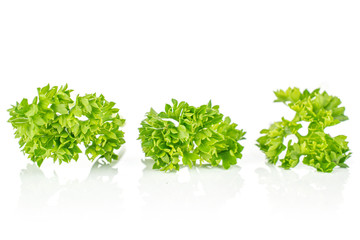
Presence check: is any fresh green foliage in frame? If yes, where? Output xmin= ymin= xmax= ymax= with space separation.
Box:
xmin=8 ymin=84 xmax=125 ymax=166
xmin=138 ymin=99 xmax=246 ymax=171
xmin=257 ymin=87 xmax=351 ymax=172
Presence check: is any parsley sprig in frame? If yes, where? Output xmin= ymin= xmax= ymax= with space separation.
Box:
xmin=8 ymin=84 xmax=125 ymax=166
xmin=257 ymin=88 xmax=351 ymax=172
xmin=138 ymin=99 xmax=246 ymax=171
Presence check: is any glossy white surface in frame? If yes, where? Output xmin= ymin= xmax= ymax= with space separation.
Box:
xmin=1 ymin=1 xmax=359 ymax=239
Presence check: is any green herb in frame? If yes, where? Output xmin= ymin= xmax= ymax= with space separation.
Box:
xmin=138 ymin=99 xmax=246 ymax=171
xmin=257 ymin=87 xmax=351 ymax=172
xmin=8 ymin=84 xmax=125 ymax=166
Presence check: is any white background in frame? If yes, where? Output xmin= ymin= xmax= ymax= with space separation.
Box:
xmin=0 ymin=1 xmax=359 ymax=239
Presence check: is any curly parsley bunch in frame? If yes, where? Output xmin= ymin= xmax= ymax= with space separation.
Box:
xmin=257 ymin=87 xmax=351 ymax=173
xmin=8 ymin=84 xmax=125 ymax=166
xmin=138 ymin=99 xmax=246 ymax=171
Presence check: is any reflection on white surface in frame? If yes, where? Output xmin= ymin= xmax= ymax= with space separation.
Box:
xmin=18 ymin=159 xmax=123 ymax=214
xmin=256 ymin=164 xmax=349 ymax=213
xmin=139 ymin=159 xmax=244 ymax=212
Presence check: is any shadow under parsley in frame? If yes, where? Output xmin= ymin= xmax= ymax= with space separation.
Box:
xmin=18 ymin=148 xmax=126 ymax=215
xmin=255 ymin=163 xmax=349 ymax=213
xmin=138 ymin=158 xmax=244 ymax=213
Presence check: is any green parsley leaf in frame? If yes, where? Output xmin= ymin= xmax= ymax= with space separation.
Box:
xmin=138 ymin=99 xmax=246 ymax=171
xmin=8 ymin=84 xmax=126 ymax=166
xmin=257 ymin=87 xmax=351 ymax=173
